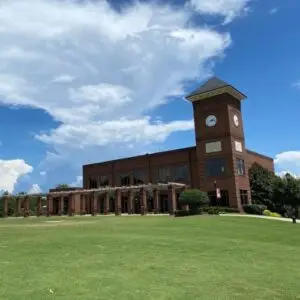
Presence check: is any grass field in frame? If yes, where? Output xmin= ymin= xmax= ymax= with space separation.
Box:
xmin=0 ymin=216 xmax=299 ymax=300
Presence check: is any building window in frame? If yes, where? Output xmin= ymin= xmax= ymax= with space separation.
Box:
xmin=173 ymin=165 xmax=189 ymax=182
xmin=89 ymin=178 xmax=97 ymax=189
xmin=99 ymin=175 xmax=109 ymax=187
xmin=120 ymin=174 xmax=130 ymax=186
xmin=208 ymin=190 xmax=229 ymax=207
xmin=236 ymin=158 xmax=246 ymax=175
xmin=205 ymin=158 xmax=226 ymax=177
xmin=240 ymin=190 xmax=248 ymax=205
xmin=133 ymin=170 xmax=146 ymax=185
xmin=158 ymin=167 xmax=172 ymax=183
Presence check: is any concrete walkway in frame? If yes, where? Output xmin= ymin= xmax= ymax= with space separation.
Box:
xmin=220 ymin=213 xmax=300 ymax=224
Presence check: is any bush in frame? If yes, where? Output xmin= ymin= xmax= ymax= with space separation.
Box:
xmin=243 ymin=204 xmax=267 ymax=215
xmin=263 ymin=210 xmax=281 ymax=218
xmin=202 ymin=206 xmax=239 ymax=214
xmin=174 ymin=209 xmax=202 ymax=217
xmin=207 ymin=207 xmax=220 ymax=215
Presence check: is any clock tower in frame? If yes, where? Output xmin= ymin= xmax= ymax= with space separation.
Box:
xmin=186 ymin=77 xmax=251 ymax=210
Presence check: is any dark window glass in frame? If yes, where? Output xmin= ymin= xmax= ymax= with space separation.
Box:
xmin=208 ymin=190 xmax=229 ymax=207
xmin=89 ymin=178 xmax=97 ymax=189
xmin=236 ymin=158 xmax=246 ymax=176
xmin=173 ymin=165 xmax=189 ymax=182
xmin=240 ymin=190 xmax=248 ymax=205
xmin=120 ymin=174 xmax=130 ymax=186
xmin=133 ymin=170 xmax=146 ymax=185
xmin=158 ymin=167 xmax=172 ymax=183
xmin=99 ymin=175 xmax=109 ymax=187
xmin=205 ymin=158 xmax=226 ymax=177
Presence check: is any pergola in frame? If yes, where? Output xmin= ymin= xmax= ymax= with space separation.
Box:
xmin=1 ymin=182 xmax=187 ymax=218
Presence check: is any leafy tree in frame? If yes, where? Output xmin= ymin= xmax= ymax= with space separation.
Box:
xmin=249 ymin=163 xmax=275 ymax=209
xmin=56 ymin=184 xmax=69 ymax=189
xmin=179 ymin=189 xmax=209 ymax=213
xmin=283 ymin=174 xmax=300 ymax=218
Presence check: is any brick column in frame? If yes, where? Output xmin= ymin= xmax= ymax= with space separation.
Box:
xmin=36 ymin=197 xmax=42 ymax=217
xmin=168 ymin=185 xmax=177 ymax=215
xmin=128 ymin=190 xmax=133 ymax=214
xmin=15 ymin=197 xmax=21 ymax=217
xmin=3 ymin=196 xmax=8 ymax=218
xmin=104 ymin=192 xmax=109 ymax=215
xmin=68 ymin=194 xmax=75 ymax=217
xmin=80 ymin=194 xmax=86 ymax=215
xmin=140 ymin=188 xmax=147 ymax=215
xmin=46 ymin=195 xmax=51 ymax=217
xmin=58 ymin=196 xmax=64 ymax=216
xmin=91 ymin=193 xmax=98 ymax=216
xmin=115 ymin=189 xmax=121 ymax=216
xmin=153 ymin=189 xmax=160 ymax=214
xmin=24 ymin=196 xmax=29 ymax=218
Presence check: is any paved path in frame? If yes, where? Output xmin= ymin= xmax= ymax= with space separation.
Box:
xmin=220 ymin=213 xmax=299 ymax=224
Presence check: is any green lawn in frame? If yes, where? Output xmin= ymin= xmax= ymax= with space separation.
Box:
xmin=0 ymin=216 xmax=299 ymax=300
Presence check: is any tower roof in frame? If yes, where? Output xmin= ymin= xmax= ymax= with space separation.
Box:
xmin=185 ymin=76 xmax=246 ymax=101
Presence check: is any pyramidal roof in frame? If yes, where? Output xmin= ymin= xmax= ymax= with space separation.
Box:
xmin=186 ymin=76 xmax=245 ymax=99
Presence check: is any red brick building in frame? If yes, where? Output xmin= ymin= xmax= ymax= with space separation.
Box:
xmin=83 ymin=77 xmax=274 ymax=211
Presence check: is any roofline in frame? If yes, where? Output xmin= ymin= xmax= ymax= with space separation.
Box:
xmin=83 ymin=146 xmax=196 ymax=168
xmin=246 ymin=149 xmax=274 ymax=161
xmin=185 ymin=84 xmax=247 ymax=100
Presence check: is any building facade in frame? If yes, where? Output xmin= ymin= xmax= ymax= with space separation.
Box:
xmin=82 ymin=77 xmax=274 ymax=211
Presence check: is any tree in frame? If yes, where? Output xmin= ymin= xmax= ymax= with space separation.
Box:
xmin=56 ymin=184 xmax=69 ymax=189
xmin=179 ymin=189 xmax=209 ymax=213
xmin=249 ymin=163 xmax=275 ymax=209
xmin=283 ymin=174 xmax=300 ymax=218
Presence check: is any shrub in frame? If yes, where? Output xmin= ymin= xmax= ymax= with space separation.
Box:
xmin=207 ymin=207 xmax=220 ymax=215
xmin=203 ymin=206 xmax=239 ymax=214
xmin=243 ymin=204 xmax=267 ymax=215
xmin=174 ymin=209 xmax=202 ymax=217
xmin=263 ymin=210 xmax=281 ymax=218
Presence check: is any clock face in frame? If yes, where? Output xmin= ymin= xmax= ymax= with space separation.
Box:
xmin=205 ymin=115 xmax=217 ymax=127
xmin=233 ymin=114 xmax=239 ymax=127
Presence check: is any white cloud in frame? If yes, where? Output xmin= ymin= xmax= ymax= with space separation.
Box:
xmin=0 ymin=0 xmax=240 ymax=170
xmin=189 ymin=0 xmax=251 ymax=24
xmin=269 ymin=8 xmax=278 ymax=15
xmin=28 ymin=184 xmax=42 ymax=194
xmin=275 ymin=151 xmax=300 ymax=177
xmin=52 ymin=74 xmax=75 ymax=83
xmin=0 ymin=159 xmax=33 ymax=193
xmin=292 ymin=81 xmax=300 ymax=89
xmin=70 ymin=175 xmax=83 ymax=187
xmin=40 ymin=171 xmax=47 ymax=176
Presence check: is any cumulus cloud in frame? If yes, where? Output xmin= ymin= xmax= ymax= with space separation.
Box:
xmin=70 ymin=176 xmax=83 ymax=187
xmin=0 ymin=159 xmax=33 ymax=193
xmin=190 ymin=0 xmax=251 ymax=24
xmin=268 ymin=8 xmax=278 ymax=15
xmin=275 ymin=151 xmax=300 ymax=177
xmin=28 ymin=184 xmax=43 ymax=194
xmin=0 ymin=0 xmax=250 ymax=172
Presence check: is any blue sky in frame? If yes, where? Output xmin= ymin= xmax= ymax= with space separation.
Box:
xmin=0 ymin=0 xmax=299 ymax=194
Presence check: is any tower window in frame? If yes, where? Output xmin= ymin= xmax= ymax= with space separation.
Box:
xmin=99 ymin=175 xmax=109 ymax=187
xmin=120 ymin=174 xmax=130 ymax=186
xmin=133 ymin=170 xmax=146 ymax=185
xmin=205 ymin=158 xmax=226 ymax=177
xmin=236 ymin=158 xmax=246 ymax=176
xmin=158 ymin=167 xmax=172 ymax=183
xmin=173 ymin=165 xmax=189 ymax=183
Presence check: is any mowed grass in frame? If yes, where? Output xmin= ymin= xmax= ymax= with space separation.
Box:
xmin=0 ymin=216 xmax=300 ymax=300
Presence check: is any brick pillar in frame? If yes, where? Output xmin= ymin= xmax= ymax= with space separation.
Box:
xmin=46 ymin=195 xmax=51 ymax=217
xmin=68 ymin=194 xmax=75 ymax=216
xmin=153 ymin=189 xmax=160 ymax=214
xmin=104 ymin=192 xmax=109 ymax=215
xmin=115 ymin=189 xmax=121 ymax=216
xmin=140 ymin=188 xmax=147 ymax=215
xmin=128 ymin=190 xmax=133 ymax=214
xmin=168 ymin=185 xmax=177 ymax=215
xmin=24 ymin=196 xmax=29 ymax=218
xmin=58 ymin=196 xmax=64 ymax=216
xmin=80 ymin=194 xmax=86 ymax=215
xmin=15 ymin=197 xmax=21 ymax=217
xmin=91 ymin=193 xmax=97 ymax=216
xmin=36 ymin=197 xmax=42 ymax=217
xmin=3 ymin=196 xmax=8 ymax=218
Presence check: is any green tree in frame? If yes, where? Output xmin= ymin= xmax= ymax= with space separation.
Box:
xmin=283 ymin=174 xmax=300 ymax=218
xmin=179 ymin=189 xmax=209 ymax=213
xmin=249 ymin=163 xmax=275 ymax=209
xmin=56 ymin=184 xmax=69 ymax=189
